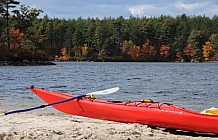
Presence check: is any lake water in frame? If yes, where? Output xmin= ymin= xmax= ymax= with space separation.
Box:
xmin=0 ymin=62 xmax=218 ymax=113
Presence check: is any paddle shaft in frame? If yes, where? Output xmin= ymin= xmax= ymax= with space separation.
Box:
xmin=1 ymin=86 xmax=119 ymax=116
xmin=3 ymin=94 xmax=85 ymax=115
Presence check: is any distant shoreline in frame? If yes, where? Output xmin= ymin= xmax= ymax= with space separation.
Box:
xmin=1 ymin=60 xmax=217 ymax=66
xmin=0 ymin=61 xmax=56 ymax=66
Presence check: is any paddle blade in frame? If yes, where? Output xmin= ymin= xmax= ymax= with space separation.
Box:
xmin=86 ymin=87 xmax=119 ymax=96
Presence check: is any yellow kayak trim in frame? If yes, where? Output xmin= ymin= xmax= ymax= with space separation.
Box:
xmin=201 ymin=107 xmax=218 ymax=115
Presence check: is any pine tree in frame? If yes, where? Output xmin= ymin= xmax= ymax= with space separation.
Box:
xmin=0 ymin=0 xmax=20 ymax=50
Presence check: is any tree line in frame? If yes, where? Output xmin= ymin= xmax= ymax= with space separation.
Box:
xmin=1 ymin=0 xmax=218 ymax=62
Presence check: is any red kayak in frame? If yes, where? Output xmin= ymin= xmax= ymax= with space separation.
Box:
xmin=30 ymin=87 xmax=218 ymax=134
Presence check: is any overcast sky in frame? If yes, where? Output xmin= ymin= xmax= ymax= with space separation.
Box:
xmin=18 ymin=0 xmax=218 ymax=19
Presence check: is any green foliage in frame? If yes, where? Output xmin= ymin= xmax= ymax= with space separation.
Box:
xmin=0 ymin=1 xmax=44 ymax=61
xmin=1 ymin=1 xmax=218 ymax=62
xmin=188 ymin=30 xmax=208 ymax=61
xmin=209 ymin=33 xmax=218 ymax=60
xmin=0 ymin=0 xmax=20 ymax=50
xmin=13 ymin=5 xmax=43 ymax=33
xmin=0 ymin=0 xmax=20 ymax=16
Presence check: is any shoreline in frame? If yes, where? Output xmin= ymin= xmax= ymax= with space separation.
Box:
xmin=1 ymin=60 xmax=218 ymax=66
xmin=0 ymin=113 xmax=217 ymax=140
xmin=0 ymin=61 xmax=56 ymax=66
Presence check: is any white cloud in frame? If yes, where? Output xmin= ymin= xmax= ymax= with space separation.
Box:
xmin=175 ymin=2 xmax=204 ymax=10
xmin=19 ymin=0 xmax=218 ymax=19
xmin=209 ymin=6 xmax=218 ymax=13
xmin=128 ymin=4 xmax=157 ymax=16
xmin=173 ymin=1 xmax=218 ymax=17
xmin=203 ymin=5 xmax=218 ymax=17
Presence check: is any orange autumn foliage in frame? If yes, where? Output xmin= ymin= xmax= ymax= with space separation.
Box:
xmin=55 ymin=47 xmax=70 ymax=61
xmin=9 ymin=28 xmax=24 ymax=49
xmin=61 ymin=47 xmax=70 ymax=61
xmin=140 ymin=40 xmax=157 ymax=60
xmin=160 ymin=45 xmax=170 ymax=58
xmin=128 ymin=45 xmax=140 ymax=60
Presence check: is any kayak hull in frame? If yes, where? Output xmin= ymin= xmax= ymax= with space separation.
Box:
xmin=30 ymin=87 xmax=218 ymax=134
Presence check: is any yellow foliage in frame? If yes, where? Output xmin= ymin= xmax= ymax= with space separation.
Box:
xmin=81 ymin=43 xmax=89 ymax=58
xmin=202 ymin=41 xmax=212 ymax=61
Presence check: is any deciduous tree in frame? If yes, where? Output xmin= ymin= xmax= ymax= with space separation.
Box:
xmin=128 ymin=45 xmax=140 ymax=60
xmin=9 ymin=27 xmax=24 ymax=48
xmin=60 ymin=47 xmax=69 ymax=61
xmin=183 ymin=44 xmax=192 ymax=61
xmin=160 ymin=45 xmax=170 ymax=58
xmin=209 ymin=33 xmax=218 ymax=60
xmin=202 ymin=41 xmax=212 ymax=61
xmin=81 ymin=43 xmax=89 ymax=58
xmin=140 ymin=39 xmax=157 ymax=61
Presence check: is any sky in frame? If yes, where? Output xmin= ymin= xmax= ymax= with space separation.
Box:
xmin=18 ymin=0 xmax=218 ymax=19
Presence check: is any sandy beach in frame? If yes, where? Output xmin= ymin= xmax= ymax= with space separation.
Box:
xmin=0 ymin=112 xmax=217 ymax=140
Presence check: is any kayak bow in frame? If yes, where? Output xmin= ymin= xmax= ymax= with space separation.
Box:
xmin=1 ymin=86 xmax=119 ymax=116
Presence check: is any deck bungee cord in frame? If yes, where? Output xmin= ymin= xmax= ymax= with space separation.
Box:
xmin=86 ymin=96 xmax=173 ymax=109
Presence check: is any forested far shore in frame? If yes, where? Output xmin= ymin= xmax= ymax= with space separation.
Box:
xmin=1 ymin=1 xmax=218 ymax=63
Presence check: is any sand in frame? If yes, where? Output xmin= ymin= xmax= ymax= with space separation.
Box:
xmin=0 ymin=112 xmax=217 ymax=140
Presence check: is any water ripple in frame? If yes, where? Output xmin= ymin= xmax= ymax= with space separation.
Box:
xmin=0 ymin=62 xmax=218 ymax=112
